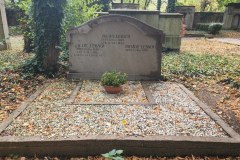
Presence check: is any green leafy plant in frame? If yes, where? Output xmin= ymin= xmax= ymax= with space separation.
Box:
xmin=102 ymin=149 xmax=124 ymax=160
xmin=208 ymin=23 xmax=223 ymax=35
xmin=101 ymin=71 xmax=127 ymax=87
xmin=162 ymin=52 xmax=240 ymax=89
xmin=31 ymin=0 xmax=66 ymax=75
xmin=196 ymin=23 xmax=210 ymax=31
xmin=60 ymin=0 xmax=100 ymax=61
xmin=196 ymin=23 xmax=223 ymax=35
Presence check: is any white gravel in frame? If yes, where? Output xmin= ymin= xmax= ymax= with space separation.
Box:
xmin=75 ymin=80 xmax=148 ymax=103
xmin=1 ymin=81 xmax=228 ymax=138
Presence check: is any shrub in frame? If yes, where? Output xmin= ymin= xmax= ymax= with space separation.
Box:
xmin=60 ymin=0 xmax=100 ymax=61
xmin=208 ymin=23 xmax=223 ymax=35
xmin=101 ymin=71 xmax=127 ymax=87
xmin=196 ymin=23 xmax=223 ymax=35
xmin=196 ymin=23 xmax=210 ymax=31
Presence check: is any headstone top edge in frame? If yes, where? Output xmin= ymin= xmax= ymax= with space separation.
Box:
xmin=67 ymin=14 xmax=164 ymax=37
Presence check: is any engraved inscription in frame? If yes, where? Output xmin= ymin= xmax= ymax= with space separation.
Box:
xmin=72 ymin=34 xmax=156 ymax=57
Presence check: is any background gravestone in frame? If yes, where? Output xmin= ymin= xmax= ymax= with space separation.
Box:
xmin=67 ymin=15 xmax=164 ymax=80
xmin=0 ymin=0 xmax=11 ymax=50
xmin=176 ymin=6 xmax=195 ymax=30
xmin=223 ymin=3 xmax=240 ymax=30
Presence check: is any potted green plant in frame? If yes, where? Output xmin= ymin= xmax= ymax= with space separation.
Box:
xmin=101 ymin=71 xmax=127 ymax=94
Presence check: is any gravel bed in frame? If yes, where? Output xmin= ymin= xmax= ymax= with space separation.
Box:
xmin=75 ymin=80 xmax=148 ymax=103
xmin=1 ymin=81 xmax=228 ymax=138
xmin=149 ymin=82 xmax=227 ymax=137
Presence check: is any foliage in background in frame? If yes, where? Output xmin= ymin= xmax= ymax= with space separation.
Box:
xmin=196 ymin=23 xmax=223 ymax=35
xmin=112 ymin=0 xmax=156 ymax=10
xmin=7 ymin=0 xmax=99 ymax=75
xmin=176 ymin=0 xmax=239 ymax=12
xmin=16 ymin=0 xmax=35 ymax=53
xmin=4 ymin=0 xmax=33 ymax=52
xmin=208 ymin=23 xmax=223 ymax=35
xmin=102 ymin=149 xmax=124 ymax=160
xmin=216 ymin=0 xmax=239 ymax=11
xmin=22 ymin=0 xmax=66 ymax=76
xmin=9 ymin=26 xmax=23 ymax=36
xmin=162 ymin=53 xmax=240 ymax=88
xmin=196 ymin=23 xmax=210 ymax=31
xmin=63 ymin=0 xmax=99 ymax=33
xmin=60 ymin=0 xmax=99 ymax=61
xmin=101 ymin=0 xmax=111 ymax=11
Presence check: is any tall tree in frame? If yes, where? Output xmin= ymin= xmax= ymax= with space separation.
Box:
xmin=101 ymin=0 xmax=110 ymax=11
xmin=32 ymin=0 xmax=66 ymax=74
xmin=200 ymin=0 xmax=211 ymax=12
xmin=167 ymin=0 xmax=176 ymax=12
xmin=216 ymin=0 xmax=239 ymax=11
xmin=157 ymin=0 xmax=161 ymax=11
xmin=144 ymin=0 xmax=151 ymax=9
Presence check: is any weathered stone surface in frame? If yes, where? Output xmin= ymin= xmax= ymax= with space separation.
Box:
xmin=0 ymin=0 xmax=11 ymax=50
xmin=176 ymin=6 xmax=195 ymax=30
xmin=67 ymin=15 xmax=164 ymax=80
xmin=223 ymin=3 xmax=240 ymax=30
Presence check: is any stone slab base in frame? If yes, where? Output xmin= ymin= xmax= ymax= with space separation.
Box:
xmin=0 ymin=135 xmax=240 ymax=156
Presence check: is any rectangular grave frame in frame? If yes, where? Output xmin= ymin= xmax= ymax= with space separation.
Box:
xmin=0 ymin=81 xmax=240 ymax=156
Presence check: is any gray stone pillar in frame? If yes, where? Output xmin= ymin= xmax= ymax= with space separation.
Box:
xmin=223 ymin=3 xmax=240 ymax=30
xmin=176 ymin=6 xmax=195 ymax=30
xmin=108 ymin=10 xmax=183 ymax=51
xmin=0 ymin=0 xmax=11 ymax=50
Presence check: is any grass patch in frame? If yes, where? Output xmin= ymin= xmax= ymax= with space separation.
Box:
xmin=162 ymin=52 xmax=240 ymax=88
xmin=0 ymin=36 xmax=33 ymax=71
xmin=0 ymin=50 xmax=33 ymax=71
xmin=9 ymin=26 xmax=23 ymax=36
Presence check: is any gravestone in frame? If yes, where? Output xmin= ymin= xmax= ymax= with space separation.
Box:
xmin=0 ymin=0 xmax=11 ymax=50
xmin=176 ymin=6 xmax=195 ymax=30
xmin=67 ymin=15 xmax=164 ymax=80
xmin=223 ymin=3 xmax=240 ymax=30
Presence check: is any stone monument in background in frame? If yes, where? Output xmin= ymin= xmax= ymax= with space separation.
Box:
xmin=223 ymin=3 xmax=240 ymax=30
xmin=0 ymin=0 xmax=11 ymax=50
xmin=176 ymin=6 xmax=195 ymax=30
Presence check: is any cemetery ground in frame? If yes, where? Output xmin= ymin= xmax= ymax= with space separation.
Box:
xmin=0 ymin=31 xmax=240 ymax=158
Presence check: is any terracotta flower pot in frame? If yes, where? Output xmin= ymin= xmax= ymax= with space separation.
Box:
xmin=103 ymin=85 xmax=122 ymax=94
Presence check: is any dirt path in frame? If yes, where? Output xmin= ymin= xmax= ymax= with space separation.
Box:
xmin=181 ymin=38 xmax=240 ymax=56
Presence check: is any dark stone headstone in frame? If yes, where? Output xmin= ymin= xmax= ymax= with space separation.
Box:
xmin=67 ymin=15 xmax=164 ymax=80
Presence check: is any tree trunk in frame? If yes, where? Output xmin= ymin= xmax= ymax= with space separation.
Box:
xmin=167 ymin=0 xmax=176 ymax=13
xmin=43 ymin=43 xmax=59 ymax=73
xmin=32 ymin=0 xmax=66 ymax=75
xmin=157 ymin=0 xmax=161 ymax=11
xmin=23 ymin=36 xmax=34 ymax=53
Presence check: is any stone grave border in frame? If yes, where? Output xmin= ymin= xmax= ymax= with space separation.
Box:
xmin=0 ymin=81 xmax=240 ymax=156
